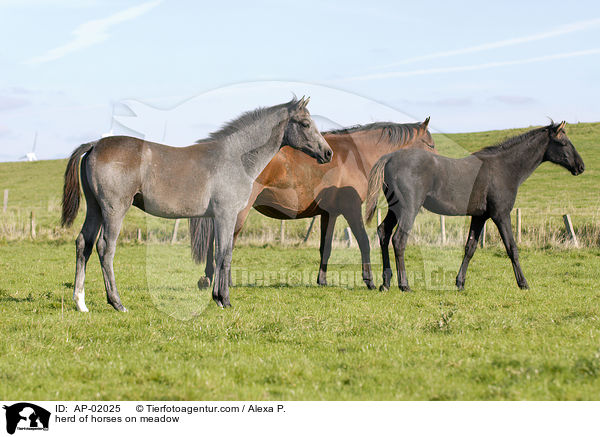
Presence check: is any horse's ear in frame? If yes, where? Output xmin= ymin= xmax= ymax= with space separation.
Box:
xmin=297 ymin=96 xmax=309 ymax=111
xmin=292 ymin=96 xmax=305 ymax=113
xmin=557 ymin=120 xmax=566 ymax=131
xmin=420 ymin=116 xmax=430 ymax=131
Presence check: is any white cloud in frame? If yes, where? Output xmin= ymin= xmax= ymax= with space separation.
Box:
xmin=340 ymin=49 xmax=600 ymax=82
xmin=370 ymin=18 xmax=600 ymax=70
xmin=25 ymin=0 xmax=162 ymax=65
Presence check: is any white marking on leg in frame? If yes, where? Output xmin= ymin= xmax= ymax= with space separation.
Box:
xmin=73 ymin=289 xmax=89 ymax=312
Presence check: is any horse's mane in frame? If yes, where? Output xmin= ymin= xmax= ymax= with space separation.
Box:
xmin=195 ymin=98 xmax=298 ymax=143
xmin=474 ymin=124 xmax=552 ymax=157
xmin=324 ymin=122 xmax=423 ymax=147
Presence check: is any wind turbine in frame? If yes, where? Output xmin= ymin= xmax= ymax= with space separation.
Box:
xmin=19 ymin=132 xmax=38 ymax=161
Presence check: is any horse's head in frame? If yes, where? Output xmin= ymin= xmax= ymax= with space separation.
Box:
xmin=544 ymin=121 xmax=585 ymax=175
xmin=411 ymin=116 xmax=436 ymax=153
xmin=284 ymin=97 xmax=333 ymax=164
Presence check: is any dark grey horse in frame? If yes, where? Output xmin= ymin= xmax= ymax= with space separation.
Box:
xmin=61 ymin=97 xmax=332 ymax=311
xmin=364 ymin=121 xmax=585 ymax=291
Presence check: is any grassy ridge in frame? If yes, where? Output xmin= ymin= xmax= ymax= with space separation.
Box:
xmin=1 ymin=242 xmax=600 ymax=400
xmin=0 ymin=122 xmax=598 ymax=246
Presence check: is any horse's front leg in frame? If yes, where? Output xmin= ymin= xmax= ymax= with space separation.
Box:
xmin=212 ymin=215 xmax=236 ymax=308
xmin=317 ymin=212 xmax=338 ymax=286
xmin=492 ymin=214 xmax=529 ymax=289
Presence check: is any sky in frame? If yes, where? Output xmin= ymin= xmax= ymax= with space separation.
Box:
xmin=0 ymin=0 xmax=599 ymax=161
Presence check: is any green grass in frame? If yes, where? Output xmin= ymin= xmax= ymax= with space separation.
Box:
xmin=1 ymin=241 xmax=600 ymax=400
xmin=1 ymin=122 xmax=599 ymax=400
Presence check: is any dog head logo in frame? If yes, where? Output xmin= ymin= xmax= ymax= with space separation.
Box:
xmin=3 ymin=403 xmax=50 ymax=435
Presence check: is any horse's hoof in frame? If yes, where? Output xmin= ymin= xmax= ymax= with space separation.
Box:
xmin=215 ymin=298 xmax=231 ymax=308
xmin=379 ymin=284 xmax=389 ymax=292
xmin=519 ymin=283 xmax=530 ymax=290
xmin=364 ymin=280 xmax=376 ymax=290
xmin=399 ymin=285 xmax=412 ymax=292
xmin=112 ymin=304 xmax=127 ymax=312
xmin=317 ymin=279 xmax=327 ymax=286
xmin=198 ymin=277 xmax=211 ymax=289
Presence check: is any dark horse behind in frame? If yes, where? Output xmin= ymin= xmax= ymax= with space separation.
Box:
xmin=365 ymin=121 xmax=585 ymax=291
xmin=61 ymin=97 xmax=332 ymax=311
xmin=190 ymin=118 xmax=435 ymax=289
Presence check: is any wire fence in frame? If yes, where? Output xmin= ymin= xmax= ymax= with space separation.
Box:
xmin=1 ymin=188 xmax=598 ymax=249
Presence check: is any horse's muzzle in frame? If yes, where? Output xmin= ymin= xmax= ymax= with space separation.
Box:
xmin=321 ymin=148 xmax=333 ymax=163
xmin=572 ymin=162 xmax=585 ymax=175
xmin=314 ymin=142 xmax=333 ymax=164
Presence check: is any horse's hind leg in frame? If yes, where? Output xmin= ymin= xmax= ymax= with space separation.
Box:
xmin=96 ymin=214 xmax=127 ymax=312
xmin=391 ymin=226 xmax=411 ymax=291
xmin=377 ymin=211 xmax=397 ymax=291
xmin=343 ymin=207 xmax=375 ymax=289
xmin=73 ymin=203 xmax=102 ymax=312
xmin=389 ymin=199 xmax=422 ymax=292
xmin=455 ymin=215 xmax=487 ymax=290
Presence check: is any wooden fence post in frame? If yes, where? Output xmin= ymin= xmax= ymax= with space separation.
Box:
xmin=479 ymin=222 xmax=486 ymax=248
xmin=303 ymin=216 xmax=317 ymax=243
xmin=516 ymin=208 xmax=522 ymax=244
xmin=440 ymin=215 xmax=446 ymax=245
xmin=377 ymin=208 xmax=382 ymax=226
xmin=562 ymin=214 xmax=579 ymax=247
xmin=171 ymin=219 xmax=180 ymax=244
xmin=137 ymin=228 xmax=142 ymax=243
xmin=3 ymin=189 xmax=7 ymax=213
xmin=280 ymin=220 xmax=285 ymax=244
xmin=30 ymin=211 xmax=36 ymax=239
xmin=344 ymin=227 xmax=353 ymax=247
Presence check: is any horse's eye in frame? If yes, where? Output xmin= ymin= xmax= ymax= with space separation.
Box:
xmin=427 ymin=142 xmax=435 ymax=149
xmin=300 ymin=121 xmax=310 ymax=128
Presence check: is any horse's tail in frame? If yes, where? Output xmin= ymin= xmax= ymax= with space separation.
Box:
xmin=61 ymin=141 xmax=96 ymax=228
xmin=364 ymin=154 xmax=391 ymax=224
xmin=189 ymin=217 xmax=213 ymax=263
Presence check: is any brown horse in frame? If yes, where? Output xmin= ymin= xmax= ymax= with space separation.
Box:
xmin=191 ymin=118 xmax=435 ymax=289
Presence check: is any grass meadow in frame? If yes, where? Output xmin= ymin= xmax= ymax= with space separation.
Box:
xmin=0 ymin=122 xmax=599 ymax=400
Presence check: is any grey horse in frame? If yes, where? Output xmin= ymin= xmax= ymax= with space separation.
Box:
xmin=365 ymin=121 xmax=585 ymax=291
xmin=61 ymin=97 xmax=332 ymax=311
